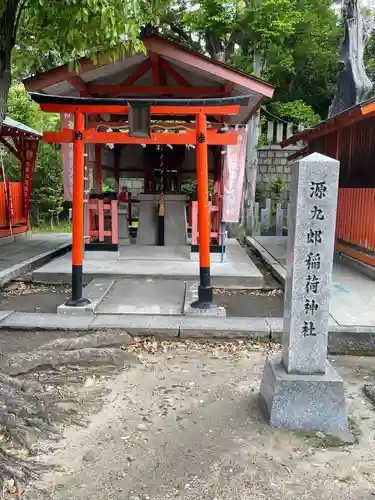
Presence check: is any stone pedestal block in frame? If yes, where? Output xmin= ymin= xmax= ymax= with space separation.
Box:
xmin=118 ymin=207 xmax=130 ymax=246
xmin=259 ymin=356 xmax=350 ymax=439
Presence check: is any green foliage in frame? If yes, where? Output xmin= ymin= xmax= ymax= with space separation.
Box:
xmin=181 ymin=178 xmax=214 ymax=197
xmin=32 ymin=142 xmax=64 ymax=222
xmin=255 ymin=183 xmax=265 ymax=203
xmin=365 ymin=31 xmax=375 ymax=94
xmin=270 ymin=178 xmax=284 ymax=204
xmin=257 ymin=115 xmax=268 ymax=147
xmin=181 ymin=178 xmax=196 ymax=197
xmin=5 ymin=0 xmax=174 ymax=80
xmin=162 ymin=0 xmax=342 ymax=119
xmin=270 ymin=101 xmax=321 ymax=127
xmin=34 ymin=220 xmax=72 ymax=233
xmin=102 ymin=179 xmax=115 ymax=192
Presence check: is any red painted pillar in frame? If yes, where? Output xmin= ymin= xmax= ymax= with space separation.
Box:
xmin=67 ymin=111 xmax=90 ymax=306
xmin=192 ymin=112 xmax=213 ymax=307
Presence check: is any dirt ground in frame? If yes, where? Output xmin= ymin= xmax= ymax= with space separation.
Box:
xmin=214 ymin=288 xmax=284 ymax=317
xmin=19 ymin=339 xmax=375 ymax=500
xmin=0 ymin=282 xmax=71 ymax=313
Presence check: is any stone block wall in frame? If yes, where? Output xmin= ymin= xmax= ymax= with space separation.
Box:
xmin=119 ymin=178 xmax=144 ymax=198
xmin=256 ymin=145 xmax=300 ymax=204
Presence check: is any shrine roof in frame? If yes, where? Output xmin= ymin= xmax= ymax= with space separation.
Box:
xmin=29 ymin=93 xmax=250 ymax=107
xmin=281 ymin=96 xmax=375 ymax=147
xmin=1 ymin=117 xmax=42 ymax=139
xmin=23 ymin=33 xmax=274 ymax=124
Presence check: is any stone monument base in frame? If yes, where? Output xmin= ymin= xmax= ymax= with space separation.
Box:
xmin=259 ymin=356 xmax=350 ymax=439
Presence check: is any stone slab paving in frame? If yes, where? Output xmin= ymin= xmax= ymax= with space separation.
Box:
xmin=57 ymin=278 xmax=115 ymax=316
xmin=0 ymin=232 xmax=71 ymax=286
xmin=179 ymin=315 xmax=270 ymax=338
xmin=96 ymin=279 xmax=185 ymax=315
xmin=247 ymin=235 xmax=375 ymax=327
xmin=0 ymin=310 xmax=374 ymax=352
xmin=90 ymin=314 xmax=180 ymax=338
xmin=183 ymin=282 xmax=226 ymax=317
xmin=1 ymin=312 xmax=92 ymax=330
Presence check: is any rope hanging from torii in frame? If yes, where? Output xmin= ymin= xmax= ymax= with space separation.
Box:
xmin=158 ymin=145 xmax=165 ymax=217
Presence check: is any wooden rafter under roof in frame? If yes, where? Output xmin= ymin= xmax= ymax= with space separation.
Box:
xmin=23 ymin=33 xmax=274 ymax=125
xmin=0 ymin=117 xmax=41 ymax=139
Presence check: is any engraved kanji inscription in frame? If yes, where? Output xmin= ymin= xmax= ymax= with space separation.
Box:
xmin=304 ymin=299 xmax=319 ymax=315
xmin=305 ymin=274 xmax=320 ymax=294
xmin=310 ymin=181 xmax=327 ymax=199
xmin=302 ymin=321 xmax=317 ymax=337
xmin=311 ymin=206 xmax=325 ymax=220
xmin=307 ymin=229 xmax=323 ymax=245
xmin=305 ymin=252 xmax=321 ymax=271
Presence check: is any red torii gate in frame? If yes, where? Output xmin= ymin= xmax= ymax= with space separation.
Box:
xmin=30 ymin=93 xmax=249 ymax=309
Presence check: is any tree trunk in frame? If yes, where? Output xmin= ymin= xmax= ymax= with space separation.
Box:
xmin=0 ymin=0 xmax=20 ymax=124
xmin=244 ymin=112 xmax=260 ymax=234
xmin=206 ymin=33 xmax=225 ymax=62
xmin=329 ymin=0 xmax=373 ymax=117
xmin=243 ymin=51 xmax=265 ymax=235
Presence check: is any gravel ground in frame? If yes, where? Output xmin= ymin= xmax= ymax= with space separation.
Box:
xmin=21 ymin=339 xmax=375 ymax=500
xmin=0 ymin=282 xmax=71 ymax=313
xmin=214 ymin=288 xmax=284 ymax=317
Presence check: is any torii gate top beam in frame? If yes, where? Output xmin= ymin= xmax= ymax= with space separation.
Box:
xmin=29 ymin=92 xmax=250 ymax=116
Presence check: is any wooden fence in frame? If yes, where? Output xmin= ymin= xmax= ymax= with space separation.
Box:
xmin=336 ymin=188 xmax=375 ymax=252
xmin=261 ymin=119 xmax=303 ymax=145
xmin=0 ymin=182 xmax=27 ymax=237
xmin=0 ymin=182 xmax=25 ymax=227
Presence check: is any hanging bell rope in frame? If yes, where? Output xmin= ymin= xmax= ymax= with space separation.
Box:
xmin=158 ymin=145 xmax=165 ymax=217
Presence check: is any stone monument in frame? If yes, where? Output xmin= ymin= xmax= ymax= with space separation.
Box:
xmin=259 ymin=153 xmax=350 ymax=439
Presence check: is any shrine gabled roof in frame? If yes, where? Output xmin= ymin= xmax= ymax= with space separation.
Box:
xmin=281 ymin=96 xmax=375 ymax=147
xmin=1 ymin=117 xmax=41 ymax=138
xmin=23 ymin=33 xmax=274 ymax=124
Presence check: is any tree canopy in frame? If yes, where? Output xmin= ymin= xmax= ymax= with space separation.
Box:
xmin=0 ymin=0 xmax=347 ymax=124
xmin=0 ymin=0 xmax=173 ymax=122
xmin=161 ymin=0 xmax=343 ymax=121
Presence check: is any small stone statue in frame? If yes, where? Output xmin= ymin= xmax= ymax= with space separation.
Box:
xmin=329 ymin=0 xmax=373 ymax=117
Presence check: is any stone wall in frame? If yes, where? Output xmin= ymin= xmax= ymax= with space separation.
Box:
xmin=256 ymin=145 xmax=301 ymax=203
xmin=119 ymin=177 xmax=144 ymax=198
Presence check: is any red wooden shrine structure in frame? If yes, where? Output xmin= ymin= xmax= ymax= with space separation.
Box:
xmin=281 ymin=97 xmax=375 ymax=268
xmin=25 ymin=30 xmax=274 ymax=307
xmin=0 ymin=118 xmax=41 ymax=237
xmin=30 ymin=93 xmax=249 ymax=305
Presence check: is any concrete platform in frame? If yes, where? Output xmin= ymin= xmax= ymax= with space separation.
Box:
xmin=247 ymin=235 xmax=375 ymax=328
xmin=33 ymin=239 xmax=264 ymax=288
xmin=0 ymin=232 xmax=71 ymax=286
xmin=119 ymin=245 xmax=190 ymax=261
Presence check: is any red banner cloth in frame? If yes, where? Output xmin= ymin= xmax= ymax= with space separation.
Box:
xmin=61 ymin=112 xmax=74 ymax=201
xmin=222 ymin=127 xmax=248 ymax=223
